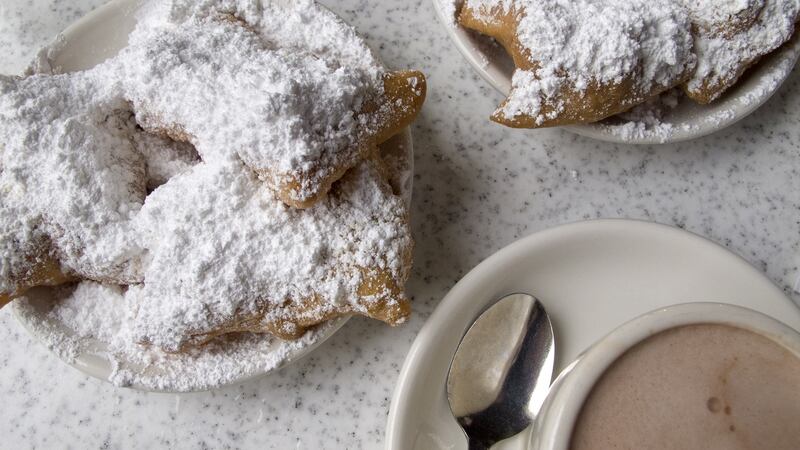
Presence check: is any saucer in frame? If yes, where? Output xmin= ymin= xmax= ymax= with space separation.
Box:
xmin=432 ymin=0 xmax=800 ymax=144
xmin=386 ymin=219 xmax=800 ymax=449
xmin=10 ymin=0 xmax=414 ymax=392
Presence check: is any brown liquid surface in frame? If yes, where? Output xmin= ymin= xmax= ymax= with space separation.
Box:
xmin=570 ymin=324 xmax=800 ymax=450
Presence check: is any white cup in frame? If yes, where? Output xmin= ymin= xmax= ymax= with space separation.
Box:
xmin=528 ymin=302 xmax=800 ymax=450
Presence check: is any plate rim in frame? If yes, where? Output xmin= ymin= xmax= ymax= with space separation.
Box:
xmin=11 ymin=0 xmax=414 ymax=392
xmin=385 ymin=218 xmax=799 ymax=448
xmin=431 ymin=0 xmax=800 ymax=145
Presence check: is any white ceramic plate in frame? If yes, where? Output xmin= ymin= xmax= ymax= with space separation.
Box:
xmin=386 ymin=219 xmax=800 ymax=450
xmin=432 ymin=0 xmax=800 ymax=144
xmin=10 ymin=0 xmax=414 ymax=392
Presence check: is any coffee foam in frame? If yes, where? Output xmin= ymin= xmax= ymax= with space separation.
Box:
xmin=571 ymin=323 xmax=800 ymax=450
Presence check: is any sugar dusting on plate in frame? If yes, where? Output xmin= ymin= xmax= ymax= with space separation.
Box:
xmin=13 ymin=283 xmax=335 ymax=392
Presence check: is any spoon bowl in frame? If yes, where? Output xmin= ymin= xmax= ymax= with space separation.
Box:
xmin=447 ymin=293 xmax=555 ymax=449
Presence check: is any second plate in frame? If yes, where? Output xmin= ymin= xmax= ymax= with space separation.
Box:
xmin=433 ymin=0 xmax=800 ymax=144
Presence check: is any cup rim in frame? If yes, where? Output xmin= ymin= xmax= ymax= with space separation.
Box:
xmin=532 ymin=302 xmax=800 ymax=450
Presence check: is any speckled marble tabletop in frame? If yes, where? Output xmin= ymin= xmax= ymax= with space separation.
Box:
xmin=2 ymin=0 xmax=800 ymax=448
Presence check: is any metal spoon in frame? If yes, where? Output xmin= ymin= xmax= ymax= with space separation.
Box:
xmin=446 ymin=293 xmax=555 ymax=450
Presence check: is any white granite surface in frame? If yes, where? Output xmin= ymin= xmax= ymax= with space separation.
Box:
xmin=1 ymin=0 xmax=800 ymax=448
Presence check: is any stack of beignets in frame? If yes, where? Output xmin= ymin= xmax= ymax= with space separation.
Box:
xmin=0 ymin=0 xmax=426 ymax=351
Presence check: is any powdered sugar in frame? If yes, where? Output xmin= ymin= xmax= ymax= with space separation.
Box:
xmin=0 ymin=72 xmax=146 ymax=287
xmin=130 ymin=125 xmax=200 ymax=192
xmin=680 ymin=0 xmax=764 ymax=30
xmin=2 ymin=0 xmax=414 ymax=390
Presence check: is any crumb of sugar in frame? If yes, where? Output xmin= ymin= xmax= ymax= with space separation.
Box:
xmin=602 ymin=89 xmax=686 ymax=142
xmin=437 ymin=0 xmax=462 ymax=26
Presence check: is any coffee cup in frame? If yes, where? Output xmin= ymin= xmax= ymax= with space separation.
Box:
xmin=528 ymin=302 xmax=800 ymax=450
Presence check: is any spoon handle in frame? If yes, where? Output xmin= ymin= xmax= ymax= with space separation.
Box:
xmin=468 ymin=438 xmax=490 ymax=450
